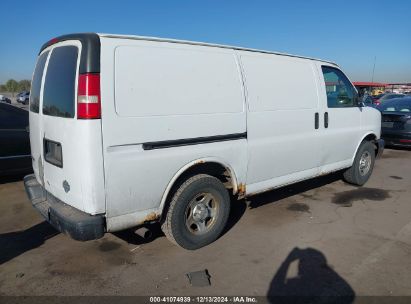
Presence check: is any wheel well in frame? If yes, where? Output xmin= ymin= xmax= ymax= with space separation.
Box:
xmin=160 ymin=162 xmax=236 ymax=222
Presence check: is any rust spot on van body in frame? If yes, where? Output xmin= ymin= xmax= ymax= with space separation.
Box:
xmin=138 ymin=212 xmax=160 ymax=225
xmin=237 ymin=183 xmax=246 ymax=199
xmin=144 ymin=212 xmax=160 ymax=222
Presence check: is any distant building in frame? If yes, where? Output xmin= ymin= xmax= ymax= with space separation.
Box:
xmin=353 ymin=82 xmax=411 ymax=95
xmin=353 ymin=82 xmax=387 ymax=95
xmin=386 ymin=83 xmax=411 ymax=94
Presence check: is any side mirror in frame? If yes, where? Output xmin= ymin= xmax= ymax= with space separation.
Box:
xmin=355 ymin=93 xmax=365 ymax=107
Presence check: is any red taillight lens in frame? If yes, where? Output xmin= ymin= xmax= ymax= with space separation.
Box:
xmin=374 ymin=100 xmax=381 ymax=106
xmin=77 ymin=73 xmax=101 ymax=119
xmin=49 ymin=38 xmax=59 ymax=45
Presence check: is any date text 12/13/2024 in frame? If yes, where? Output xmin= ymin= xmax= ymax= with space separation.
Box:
xmin=149 ymin=297 xmax=258 ymax=303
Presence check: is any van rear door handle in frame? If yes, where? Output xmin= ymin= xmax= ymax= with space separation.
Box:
xmin=324 ymin=112 xmax=329 ymax=128
xmin=315 ymin=113 xmax=319 ymax=129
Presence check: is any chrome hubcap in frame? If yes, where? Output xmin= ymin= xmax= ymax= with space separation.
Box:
xmin=359 ymin=151 xmax=372 ymax=176
xmin=185 ymin=192 xmax=219 ymax=235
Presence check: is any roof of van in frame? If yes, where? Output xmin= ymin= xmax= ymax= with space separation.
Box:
xmin=98 ymin=33 xmax=338 ymax=66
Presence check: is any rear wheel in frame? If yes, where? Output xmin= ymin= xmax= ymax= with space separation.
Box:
xmin=343 ymin=141 xmax=375 ymax=186
xmin=161 ymin=174 xmax=230 ymax=250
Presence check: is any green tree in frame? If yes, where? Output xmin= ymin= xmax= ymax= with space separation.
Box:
xmin=0 ymin=84 xmax=6 ymax=92
xmin=4 ymin=79 xmax=19 ymax=97
xmin=18 ymin=79 xmax=31 ymax=92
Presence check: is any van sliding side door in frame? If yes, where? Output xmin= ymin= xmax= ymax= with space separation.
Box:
xmin=241 ymin=53 xmax=322 ymax=194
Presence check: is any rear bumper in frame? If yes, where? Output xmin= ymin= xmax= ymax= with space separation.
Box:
xmin=382 ymin=133 xmax=411 ymax=147
xmin=375 ymin=138 xmax=385 ymax=158
xmin=23 ymin=174 xmax=105 ymax=241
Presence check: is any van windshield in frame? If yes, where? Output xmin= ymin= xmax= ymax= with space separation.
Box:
xmin=43 ymin=46 xmax=78 ymax=118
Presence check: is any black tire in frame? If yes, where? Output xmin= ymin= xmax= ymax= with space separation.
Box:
xmin=343 ymin=141 xmax=375 ymax=186
xmin=161 ymin=174 xmax=230 ymax=250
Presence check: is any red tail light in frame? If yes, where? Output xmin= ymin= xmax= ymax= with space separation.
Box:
xmin=49 ymin=38 xmax=59 ymax=45
xmin=77 ymin=73 xmax=101 ymax=119
xmin=374 ymin=100 xmax=381 ymax=106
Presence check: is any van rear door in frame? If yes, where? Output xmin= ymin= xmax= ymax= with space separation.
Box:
xmin=29 ymin=50 xmax=49 ymax=183
xmin=29 ymin=38 xmax=105 ymax=215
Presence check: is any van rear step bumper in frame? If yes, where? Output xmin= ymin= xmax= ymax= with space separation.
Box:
xmin=23 ymin=174 xmax=105 ymax=241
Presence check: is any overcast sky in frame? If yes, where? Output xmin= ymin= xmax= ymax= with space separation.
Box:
xmin=0 ymin=0 xmax=410 ymax=84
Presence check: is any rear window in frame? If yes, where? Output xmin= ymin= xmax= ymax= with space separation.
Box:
xmin=43 ymin=46 xmax=78 ymax=118
xmin=29 ymin=51 xmax=49 ymax=113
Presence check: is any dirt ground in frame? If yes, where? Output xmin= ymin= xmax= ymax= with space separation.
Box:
xmin=0 ymin=148 xmax=410 ymax=299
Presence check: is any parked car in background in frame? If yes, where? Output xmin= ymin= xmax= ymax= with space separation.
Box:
xmin=17 ymin=91 xmax=30 ymax=105
xmin=371 ymin=93 xmax=385 ymax=102
xmin=16 ymin=91 xmax=25 ymax=99
xmin=0 ymin=103 xmax=32 ymax=176
xmin=374 ymin=93 xmax=405 ymax=106
xmin=378 ymin=97 xmax=411 ymax=147
xmin=0 ymin=95 xmax=12 ymax=104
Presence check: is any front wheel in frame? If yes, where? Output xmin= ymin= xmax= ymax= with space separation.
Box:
xmin=343 ymin=141 xmax=376 ymax=186
xmin=161 ymin=174 xmax=230 ymax=250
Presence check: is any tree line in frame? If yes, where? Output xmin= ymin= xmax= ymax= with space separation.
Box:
xmin=0 ymin=79 xmax=31 ymax=96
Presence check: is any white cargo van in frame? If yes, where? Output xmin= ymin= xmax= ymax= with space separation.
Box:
xmin=24 ymin=33 xmax=384 ymax=249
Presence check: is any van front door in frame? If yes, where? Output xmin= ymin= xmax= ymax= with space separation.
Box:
xmin=317 ymin=65 xmax=363 ymax=173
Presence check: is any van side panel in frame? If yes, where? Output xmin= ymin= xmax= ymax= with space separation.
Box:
xmin=115 ymin=46 xmax=243 ymax=117
xmin=99 ymin=37 xmax=247 ymax=228
xmin=239 ymin=52 xmax=322 ymax=194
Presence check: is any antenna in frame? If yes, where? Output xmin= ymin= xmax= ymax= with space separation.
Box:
xmin=371 ymin=56 xmax=376 ymax=83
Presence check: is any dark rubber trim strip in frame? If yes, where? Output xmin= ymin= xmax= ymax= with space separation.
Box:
xmin=142 ymin=132 xmax=247 ymax=150
xmin=39 ymin=33 xmax=100 ymax=74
